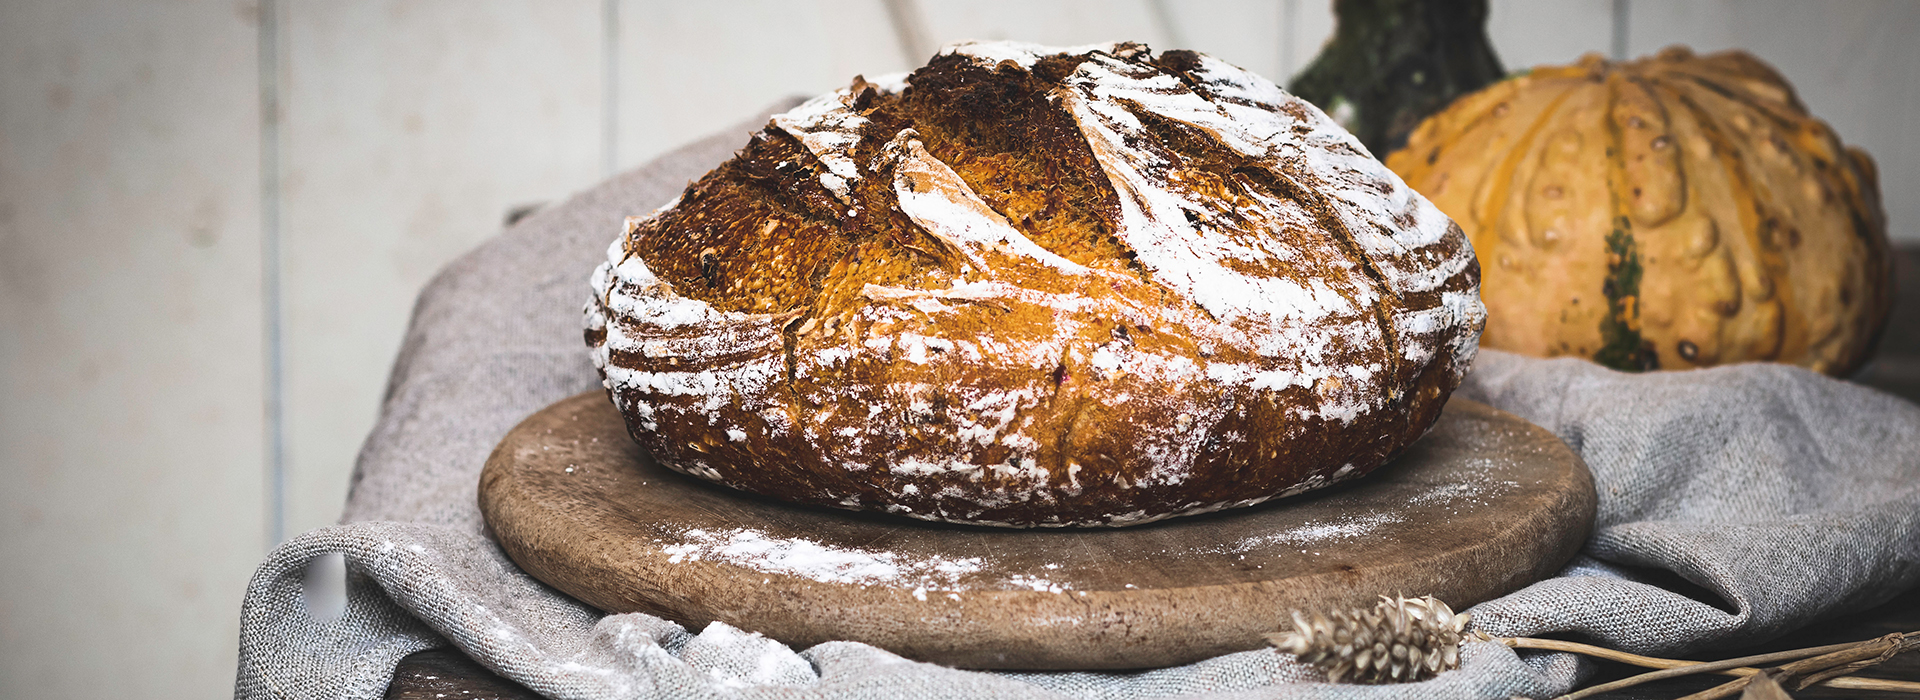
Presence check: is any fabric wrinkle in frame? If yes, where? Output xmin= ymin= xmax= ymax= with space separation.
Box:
xmin=234 ymin=99 xmax=1920 ymax=700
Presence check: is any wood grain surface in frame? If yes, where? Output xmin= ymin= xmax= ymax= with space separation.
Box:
xmin=478 ymin=392 xmax=1595 ymax=670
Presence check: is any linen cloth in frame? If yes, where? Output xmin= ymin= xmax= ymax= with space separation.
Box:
xmin=233 ymin=103 xmax=1920 ymax=699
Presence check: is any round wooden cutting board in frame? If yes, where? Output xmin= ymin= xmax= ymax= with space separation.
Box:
xmin=479 ymin=392 xmax=1594 ymax=670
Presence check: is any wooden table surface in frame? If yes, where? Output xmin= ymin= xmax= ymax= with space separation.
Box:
xmin=385 ymin=246 xmax=1920 ymax=700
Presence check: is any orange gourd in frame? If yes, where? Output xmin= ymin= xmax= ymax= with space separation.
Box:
xmin=1387 ymin=47 xmax=1891 ymax=374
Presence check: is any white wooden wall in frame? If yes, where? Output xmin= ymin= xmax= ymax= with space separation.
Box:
xmin=2 ymin=1 xmax=1916 ymax=696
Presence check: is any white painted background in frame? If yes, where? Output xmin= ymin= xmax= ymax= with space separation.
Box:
xmin=2 ymin=1 xmax=1915 ymax=696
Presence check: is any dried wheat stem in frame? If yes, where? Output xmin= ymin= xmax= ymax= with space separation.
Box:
xmin=1798 ymin=658 xmax=1895 ymax=690
xmin=1809 ymin=676 xmax=1920 ymax=693
xmin=1501 ymin=637 xmax=1714 ymax=670
xmin=1548 ymin=638 xmax=1883 ymax=700
xmin=1267 ymin=595 xmax=1920 ymax=695
xmin=1670 ymin=632 xmax=1920 ymax=700
xmin=1502 ymin=636 xmax=1920 ymax=694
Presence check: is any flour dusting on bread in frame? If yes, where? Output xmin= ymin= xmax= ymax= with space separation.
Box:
xmin=588 ymin=41 xmax=1483 ymax=527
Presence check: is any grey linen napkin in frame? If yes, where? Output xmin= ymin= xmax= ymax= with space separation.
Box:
xmin=233 ymin=102 xmax=1920 ymax=699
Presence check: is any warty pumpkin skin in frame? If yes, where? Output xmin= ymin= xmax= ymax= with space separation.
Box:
xmin=1387 ymin=47 xmax=1891 ymax=375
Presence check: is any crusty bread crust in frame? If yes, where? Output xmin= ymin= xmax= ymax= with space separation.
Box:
xmin=586 ymin=42 xmax=1484 ymax=527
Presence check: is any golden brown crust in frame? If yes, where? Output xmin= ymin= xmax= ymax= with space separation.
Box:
xmin=588 ymin=42 xmax=1484 ymax=527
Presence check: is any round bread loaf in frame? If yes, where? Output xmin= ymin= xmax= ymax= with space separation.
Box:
xmin=586 ymin=41 xmax=1484 ymax=527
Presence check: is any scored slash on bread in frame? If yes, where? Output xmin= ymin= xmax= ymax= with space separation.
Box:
xmin=585 ymin=41 xmax=1485 ymax=527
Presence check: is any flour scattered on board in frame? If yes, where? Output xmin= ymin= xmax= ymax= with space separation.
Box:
xmin=1407 ymin=458 xmax=1523 ymax=514
xmin=1204 ymin=511 xmax=1406 ymax=555
xmin=655 ymin=459 xmax=1524 ymax=594
xmin=1007 ymin=573 xmax=1073 ymax=593
xmin=1201 ymin=461 xmax=1523 ymax=555
xmin=662 ymin=527 xmax=990 ymax=591
xmin=1410 ymin=479 xmax=1515 ymax=510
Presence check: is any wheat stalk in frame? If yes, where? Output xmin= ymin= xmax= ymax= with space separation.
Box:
xmin=1265 ymin=595 xmax=1471 ymax=684
xmin=1267 ymin=596 xmax=1920 ymax=696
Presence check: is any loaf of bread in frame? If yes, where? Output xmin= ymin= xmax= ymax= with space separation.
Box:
xmin=586 ymin=41 xmax=1484 ymax=527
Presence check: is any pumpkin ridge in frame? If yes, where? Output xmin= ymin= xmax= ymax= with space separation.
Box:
xmin=1595 ymin=75 xmax=1654 ymax=371
xmin=1417 ymin=79 xmax=1522 ymax=178
xmin=1470 ymin=88 xmax=1573 ymax=226
xmin=1667 ymin=62 xmax=1804 ymax=125
xmin=1664 ymin=85 xmax=1796 ymax=362
xmin=1641 ymin=78 xmax=1730 ymax=362
xmin=1685 ymin=61 xmax=1885 ymax=371
xmin=1470 ymin=86 xmax=1584 ymax=290
xmin=1656 ymin=82 xmax=1757 ymax=363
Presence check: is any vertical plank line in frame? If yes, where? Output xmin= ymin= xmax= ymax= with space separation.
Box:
xmin=881 ymin=0 xmax=930 ymax=67
xmin=1146 ymin=0 xmax=1187 ymax=49
xmin=1280 ymin=0 xmax=1298 ymax=84
xmin=258 ymin=0 xmax=286 ymax=549
xmin=602 ymin=0 xmax=619 ymax=177
xmin=1612 ymin=0 xmax=1630 ymax=60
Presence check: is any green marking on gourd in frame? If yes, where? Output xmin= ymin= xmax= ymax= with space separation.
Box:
xmin=1594 ymin=216 xmax=1658 ymax=371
